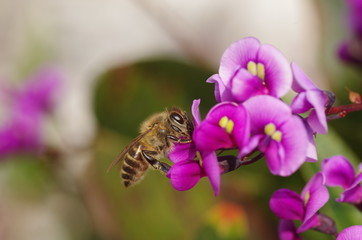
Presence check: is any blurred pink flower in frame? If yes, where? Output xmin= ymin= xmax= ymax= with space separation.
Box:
xmin=0 ymin=68 xmax=61 ymax=157
xmin=338 ymin=0 xmax=362 ymax=65
xmin=207 ymin=37 xmax=292 ymax=103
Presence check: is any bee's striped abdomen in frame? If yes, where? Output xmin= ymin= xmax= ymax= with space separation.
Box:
xmin=121 ymin=145 xmax=149 ymax=187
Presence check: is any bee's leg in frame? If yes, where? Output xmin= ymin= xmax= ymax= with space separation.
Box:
xmin=179 ymin=138 xmax=192 ymax=143
xmin=167 ymin=135 xmax=192 ymax=143
xmin=142 ymin=150 xmax=171 ymax=173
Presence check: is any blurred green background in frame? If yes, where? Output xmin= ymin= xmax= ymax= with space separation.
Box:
xmin=0 ymin=0 xmax=361 ymax=240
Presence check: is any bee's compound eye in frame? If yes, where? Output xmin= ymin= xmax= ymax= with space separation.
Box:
xmin=170 ymin=112 xmax=184 ymax=124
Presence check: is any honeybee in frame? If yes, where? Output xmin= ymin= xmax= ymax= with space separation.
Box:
xmin=108 ymin=107 xmax=194 ymax=187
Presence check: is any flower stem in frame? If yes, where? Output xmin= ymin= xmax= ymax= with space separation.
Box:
xmin=326 ymin=103 xmax=362 ymax=120
xmin=216 ymin=152 xmax=265 ymax=174
xmin=239 ymin=153 xmax=264 ymax=165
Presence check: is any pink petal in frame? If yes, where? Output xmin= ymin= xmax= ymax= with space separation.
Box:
xmin=194 ymin=121 xmax=234 ymax=151
xmin=305 ymin=90 xmax=328 ymax=134
xmin=243 ymin=95 xmax=291 ymax=134
xmin=337 ymin=180 xmax=362 ymax=204
xmin=264 ymin=140 xmax=284 ymax=175
xmin=167 ymin=160 xmax=203 ymax=191
xmin=301 ymin=173 xmax=329 ymax=224
xmin=257 ymin=44 xmax=292 ymax=98
xmin=337 ymin=225 xmax=362 ymax=240
xmin=206 ymin=74 xmax=234 ymax=102
xmin=338 ymin=185 xmax=362 ymax=204
xmin=194 ymin=102 xmax=250 ymax=151
xmin=201 ymin=151 xmax=221 ymax=196
xmin=304 ymin=122 xmax=318 ymax=162
xmin=191 ymin=99 xmax=202 ymax=126
xmin=297 ymin=214 xmax=319 ymax=233
xmin=322 ymin=155 xmax=355 ymax=189
xmin=239 ymin=134 xmax=264 ymax=157
xmin=168 ymin=142 xmax=196 ymax=163
xmin=219 ymin=37 xmax=261 ymax=83
xmin=291 ymin=62 xmax=318 ymax=92
xmin=290 ymin=92 xmax=313 ymax=114
xmin=230 ymin=69 xmax=266 ymax=102
xmin=279 ymin=220 xmax=302 ymax=240
xmin=270 ymin=189 xmax=305 ymax=221
xmin=276 ymin=115 xmax=308 ymax=176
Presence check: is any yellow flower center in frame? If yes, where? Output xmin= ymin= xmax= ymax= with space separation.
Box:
xmin=304 ymin=191 xmax=310 ymax=206
xmin=247 ymin=61 xmax=265 ymax=81
xmin=219 ymin=116 xmax=234 ymax=134
xmin=264 ymin=123 xmax=282 ymax=142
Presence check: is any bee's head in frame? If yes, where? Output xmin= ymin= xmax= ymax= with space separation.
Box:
xmin=168 ymin=107 xmax=194 ymax=137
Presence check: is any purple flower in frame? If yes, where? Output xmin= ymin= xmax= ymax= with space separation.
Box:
xmin=337 ymin=225 xmax=362 ymax=240
xmin=270 ymin=172 xmax=330 ymax=235
xmin=166 ymin=155 xmax=241 ymax=193
xmin=338 ymin=0 xmax=362 ymax=65
xmin=166 ymin=159 xmax=205 ymax=191
xmin=193 ymin=101 xmax=250 ymax=195
xmin=0 ymin=68 xmax=61 ymax=157
xmin=167 ymin=100 xmax=250 ymax=196
xmin=321 ymin=155 xmax=362 ymax=205
xmin=207 ymin=37 xmax=292 ymax=103
xmin=290 ymin=62 xmax=329 ymax=134
xmin=20 ymin=68 xmax=62 ymax=112
xmin=346 ymin=0 xmax=362 ymax=38
xmin=338 ymin=42 xmax=362 ymax=65
xmin=193 ymin=102 xmax=249 ymax=152
xmin=278 ymin=220 xmax=303 ymax=240
xmin=242 ymin=95 xmax=308 ymax=176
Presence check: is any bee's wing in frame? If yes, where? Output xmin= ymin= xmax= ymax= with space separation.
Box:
xmin=107 ymin=127 xmax=153 ymax=172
